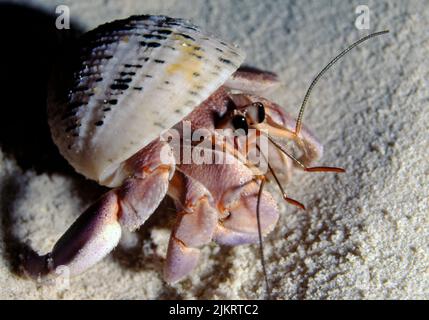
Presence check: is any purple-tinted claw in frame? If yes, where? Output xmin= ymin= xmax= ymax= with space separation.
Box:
xmin=213 ymin=225 xmax=259 ymax=245
xmin=223 ymin=188 xmax=279 ymax=235
xmin=23 ymin=191 xmax=121 ymax=277
xmin=165 ymin=173 xmax=218 ymax=283
xmin=214 ymin=185 xmax=279 ymax=246
xmin=164 ymin=237 xmax=200 ymax=283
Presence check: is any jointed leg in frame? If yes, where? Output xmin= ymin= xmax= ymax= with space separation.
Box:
xmin=23 ymin=142 xmax=175 ymax=279
xmin=176 ymin=149 xmax=279 ymax=247
xmin=164 ymin=171 xmax=218 ymax=283
xmin=225 ymin=66 xmax=281 ymax=96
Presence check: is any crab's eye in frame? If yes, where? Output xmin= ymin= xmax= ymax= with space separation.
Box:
xmin=246 ymin=102 xmax=265 ymax=124
xmin=232 ymin=114 xmax=249 ymax=135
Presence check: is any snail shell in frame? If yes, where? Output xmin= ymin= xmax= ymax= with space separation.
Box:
xmin=48 ymin=15 xmax=245 ymax=186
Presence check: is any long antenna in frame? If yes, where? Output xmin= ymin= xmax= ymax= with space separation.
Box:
xmin=256 ymin=176 xmax=271 ymax=299
xmin=294 ymin=30 xmax=389 ymax=135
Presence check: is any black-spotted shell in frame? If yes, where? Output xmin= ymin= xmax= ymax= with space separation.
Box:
xmin=48 ymin=15 xmax=245 ymax=186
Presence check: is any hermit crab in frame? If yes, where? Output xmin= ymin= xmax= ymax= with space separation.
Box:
xmin=22 ymin=15 xmax=387 ymax=294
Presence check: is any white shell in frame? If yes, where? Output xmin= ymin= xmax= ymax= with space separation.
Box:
xmin=48 ymin=15 xmax=245 ymax=186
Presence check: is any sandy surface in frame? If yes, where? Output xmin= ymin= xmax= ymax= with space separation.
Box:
xmin=0 ymin=0 xmax=428 ymax=299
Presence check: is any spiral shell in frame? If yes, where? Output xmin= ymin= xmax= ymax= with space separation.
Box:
xmin=48 ymin=15 xmax=245 ymax=186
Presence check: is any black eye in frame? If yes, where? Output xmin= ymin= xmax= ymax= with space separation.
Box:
xmin=256 ymin=102 xmax=265 ymax=123
xmin=232 ymin=114 xmax=248 ymax=135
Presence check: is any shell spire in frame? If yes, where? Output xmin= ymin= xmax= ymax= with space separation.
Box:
xmin=48 ymin=15 xmax=245 ymax=186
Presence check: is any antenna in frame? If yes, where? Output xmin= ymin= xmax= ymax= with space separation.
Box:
xmin=294 ymin=30 xmax=389 ymax=135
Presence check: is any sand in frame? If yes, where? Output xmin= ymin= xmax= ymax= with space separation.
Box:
xmin=0 ymin=0 xmax=428 ymax=299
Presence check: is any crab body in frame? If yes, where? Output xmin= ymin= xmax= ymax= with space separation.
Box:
xmin=25 ymin=15 xmax=324 ymax=284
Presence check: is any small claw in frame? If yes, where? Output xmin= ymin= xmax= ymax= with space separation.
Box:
xmin=164 ymin=173 xmax=218 ymax=283
xmin=212 ymin=184 xmax=279 ymax=246
xmin=164 ymin=237 xmax=200 ymax=283
xmin=223 ymin=185 xmax=279 ymax=235
xmin=174 ymin=199 xmax=217 ymax=248
xmin=213 ymin=225 xmax=259 ymax=245
xmin=178 ymin=151 xmax=279 ymax=246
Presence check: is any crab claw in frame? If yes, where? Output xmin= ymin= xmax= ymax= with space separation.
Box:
xmin=164 ymin=172 xmax=218 ymax=283
xmin=214 ymin=179 xmax=279 ymax=245
xmin=23 ymin=191 xmax=122 ymax=277
xmin=23 ymin=141 xmax=175 ymax=279
xmin=178 ymin=151 xmax=279 ymax=247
